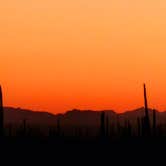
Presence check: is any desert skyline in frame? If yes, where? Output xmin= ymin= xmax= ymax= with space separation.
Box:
xmin=1 ymin=1 xmax=166 ymax=113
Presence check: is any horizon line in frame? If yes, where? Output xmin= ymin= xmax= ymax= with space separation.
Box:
xmin=3 ymin=105 xmax=165 ymax=115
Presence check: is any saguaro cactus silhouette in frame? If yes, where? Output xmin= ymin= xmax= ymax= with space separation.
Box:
xmin=116 ymin=115 xmax=121 ymax=137
xmin=23 ymin=119 xmax=27 ymax=136
xmin=153 ymin=109 xmax=157 ymax=136
xmin=57 ymin=117 xmax=61 ymax=137
xmin=137 ymin=117 xmax=141 ymax=137
xmin=106 ymin=116 xmax=109 ymax=137
xmin=100 ymin=111 xmax=105 ymax=138
xmin=127 ymin=120 xmax=132 ymax=137
xmin=0 ymin=86 xmax=4 ymax=137
xmin=143 ymin=84 xmax=151 ymax=136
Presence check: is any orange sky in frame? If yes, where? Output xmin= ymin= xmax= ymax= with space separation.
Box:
xmin=0 ymin=0 xmax=166 ymax=113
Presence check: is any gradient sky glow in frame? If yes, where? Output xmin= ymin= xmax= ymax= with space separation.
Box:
xmin=1 ymin=0 xmax=166 ymax=113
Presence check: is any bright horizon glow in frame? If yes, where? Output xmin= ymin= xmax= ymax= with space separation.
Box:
xmin=1 ymin=0 xmax=166 ymax=113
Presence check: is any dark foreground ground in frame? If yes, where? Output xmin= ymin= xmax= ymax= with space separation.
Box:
xmin=0 ymin=137 xmax=165 ymax=165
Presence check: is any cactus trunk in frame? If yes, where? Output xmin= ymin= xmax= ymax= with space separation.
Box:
xmin=143 ymin=84 xmax=151 ymax=136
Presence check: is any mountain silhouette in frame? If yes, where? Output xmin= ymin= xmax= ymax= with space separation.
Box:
xmin=4 ymin=107 xmax=166 ymax=127
xmin=4 ymin=107 xmax=57 ymax=126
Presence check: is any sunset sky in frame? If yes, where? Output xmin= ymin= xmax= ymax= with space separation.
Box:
xmin=0 ymin=0 xmax=166 ymax=114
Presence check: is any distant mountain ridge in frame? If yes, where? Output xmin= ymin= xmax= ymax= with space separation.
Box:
xmin=4 ymin=107 xmax=57 ymax=126
xmin=3 ymin=106 xmax=166 ymax=127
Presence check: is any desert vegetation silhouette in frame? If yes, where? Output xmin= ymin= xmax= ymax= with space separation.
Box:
xmin=0 ymin=83 xmax=166 ymax=145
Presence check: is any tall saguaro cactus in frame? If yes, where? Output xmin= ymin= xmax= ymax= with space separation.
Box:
xmin=143 ymin=84 xmax=151 ymax=136
xmin=0 ymin=86 xmax=4 ymax=137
